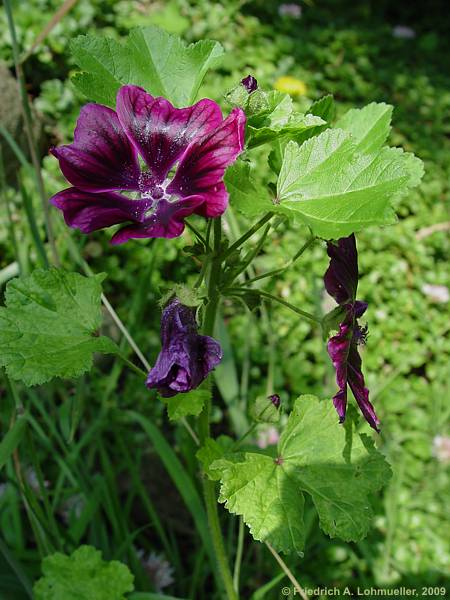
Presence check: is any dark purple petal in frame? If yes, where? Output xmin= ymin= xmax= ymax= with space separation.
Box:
xmin=111 ymin=197 xmax=204 ymax=244
xmin=51 ymin=104 xmax=140 ymax=192
xmin=327 ymin=322 xmax=352 ymax=423
xmin=50 ymin=187 xmax=150 ymax=233
xmin=241 ymin=75 xmax=258 ymax=93
xmin=116 ymin=85 xmax=223 ymax=183
xmin=324 ymin=234 xmax=359 ymax=304
xmin=327 ymin=321 xmax=380 ymax=432
xmin=146 ymin=300 xmax=222 ymax=397
xmin=346 ymin=345 xmax=380 ymax=432
xmin=268 ymin=394 xmax=281 ymax=408
xmin=167 ymin=107 xmax=246 ymax=217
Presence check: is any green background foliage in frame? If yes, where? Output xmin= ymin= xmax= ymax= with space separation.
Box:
xmin=0 ymin=0 xmax=449 ymax=598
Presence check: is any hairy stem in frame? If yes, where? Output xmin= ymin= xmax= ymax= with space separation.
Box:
xmin=198 ymin=218 xmax=238 ymax=600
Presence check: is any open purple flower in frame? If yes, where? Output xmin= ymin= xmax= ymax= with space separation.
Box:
xmin=146 ymin=299 xmax=222 ymax=397
xmin=50 ymin=85 xmax=245 ymax=243
xmin=324 ymin=235 xmax=380 ymax=432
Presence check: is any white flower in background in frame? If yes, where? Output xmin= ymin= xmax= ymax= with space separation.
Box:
xmin=432 ymin=435 xmax=450 ymax=464
xmin=60 ymin=493 xmax=85 ymax=524
xmin=421 ymin=283 xmax=449 ymax=303
xmin=279 ymin=3 xmax=302 ymax=19
xmin=392 ymin=25 xmax=416 ymax=39
xmin=257 ymin=426 xmax=280 ymax=449
xmin=25 ymin=467 xmax=49 ymax=494
xmin=137 ymin=550 xmax=174 ymax=591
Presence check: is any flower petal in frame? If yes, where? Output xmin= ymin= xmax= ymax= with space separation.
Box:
xmin=111 ymin=197 xmax=204 ymax=244
xmin=347 ymin=345 xmax=380 ymax=432
xmin=327 ymin=322 xmax=352 ymax=422
xmin=116 ymin=85 xmax=223 ymax=183
xmin=167 ymin=107 xmax=246 ymax=217
xmin=50 ymin=188 xmax=150 ymax=233
xmin=324 ymin=234 xmax=359 ymax=304
xmin=51 ymin=104 xmax=140 ymax=192
xmin=146 ymin=300 xmax=222 ymax=397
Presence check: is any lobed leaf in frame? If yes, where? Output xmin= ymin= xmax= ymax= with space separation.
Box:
xmin=213 ymin=395 xmax=391 ymax=553
xmin=0 ymin=269 xmax=117 ymax=386
xmin=33 ymin=545 xmax=134 ymax=600
xmin=70 ymin=26 xmax=223 ymax=107
xmin=276 ymin=128 xmax=423 ymax=238
xmin=162 ymin=389 xmax=210 ymax=421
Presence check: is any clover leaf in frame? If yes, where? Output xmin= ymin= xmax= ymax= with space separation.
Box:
xmin=0 ymin=269 xmax=117 ymax=386
xmin=213 ymin=395 xmax=391 ymax=553
xmin=33 ymin=545 xmax=134 ymax=600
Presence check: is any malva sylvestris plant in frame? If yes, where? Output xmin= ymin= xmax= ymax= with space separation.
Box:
xmin=0 ymin=26 xmax=424 ymax=600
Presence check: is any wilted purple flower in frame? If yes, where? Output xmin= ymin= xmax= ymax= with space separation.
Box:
xmin=324 ymin=235 xmax=380 ymax=432
xmin=241 ymin=75 xmax=258 ymax=93
xmin=50 ymin=85 xmax=245 ymax=243
xmin=146 ymin=300 xmax=222 ymax=397
xmin=278 ymin=3 xmax=302 ymax=19
xmin=268 ymin=393 xmax=281 ymax=408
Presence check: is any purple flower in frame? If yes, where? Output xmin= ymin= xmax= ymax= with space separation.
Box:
xmin=241 ymin=75 xmax=258 ymax=93
xmin=146 ymin=299 xmax=222 ymax=397
xmin=50 ymin=85 xmax=245 ymax=243
xmin=324 ymin=235 xmax=380 ymax=432
xmin=268 ymin=393 xmax=281 ymax=408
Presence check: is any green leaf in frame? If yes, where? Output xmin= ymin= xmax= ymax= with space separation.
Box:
xmin=196 ymin=435 xmax=234 ymax=480
xmin=33 ymin=545 xmax=134 ymax=600
xmin=162 ymin=389 xmax=210 ymax=420
xmin=249 ymin=394 xmax=280 ymax=423
xmin=307 ymin=94 xmax=336 ymax=122
xmin=276 ymin=129 xmax=423 ymax=238
xmin=70 ymin=27 xmax=224 ymax=107
xmin=213 ymin=395 xmax=391 ymax=553
xmin=335 ymin=102 xmax=393 ymax=154
xmin=247 ymin=91 xmax=324 ymax=148
xmin=0 ymin=416 xmax=27 ymax=471
xmin=225 ymin=161 xmax=274 ymax=220
xmin=0 ymin=269 xmax=117 ymax=386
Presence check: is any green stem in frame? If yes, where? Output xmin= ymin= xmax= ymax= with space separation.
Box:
xmin=226 ymin=287 xmax=321 ymax=324
xmin=221 ymin=212 xmax=273 ymax=261
xmin=245 ymin=236 xmax=316 ymax=284
xmin=233 ymin=517 xmax=245 ymax=593
xmin=4 ymin=0 xmax=59 ymax=266
xmin=198 ymin=218 xmax=238 ymax=600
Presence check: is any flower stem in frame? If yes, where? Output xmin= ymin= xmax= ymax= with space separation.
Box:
xmin=221 ymin=212 xmax=274 ymax=261
xmin=198 ymin=218 xmax=238 ymax=600
xmin=226 ymin=287 xmax=321 ymax=324
xmin=245 ymin=236 xmax=316 ymax=284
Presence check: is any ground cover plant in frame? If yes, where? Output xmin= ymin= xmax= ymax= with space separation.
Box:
xmin=0 ymin=1 xmax=449 ymax=599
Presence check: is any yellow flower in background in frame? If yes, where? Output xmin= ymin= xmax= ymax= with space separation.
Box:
xmin=274 ymin=76 xmax=307 ymax=96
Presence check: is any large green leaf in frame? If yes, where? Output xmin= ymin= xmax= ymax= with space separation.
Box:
xmin=33 ymin=545 xmax=134 ymax=600
xmin=335 ymin=102 xmax=393 ymax=153
xmin=276 ymin=129 xmax=423 ymax=238
xmin=71 ymin=26 xmax=224 ymax=107
xmin=213 ymin=395 xmax=391 ymax=553
xmin=0 ymin=269 xmax=117 ymax=386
